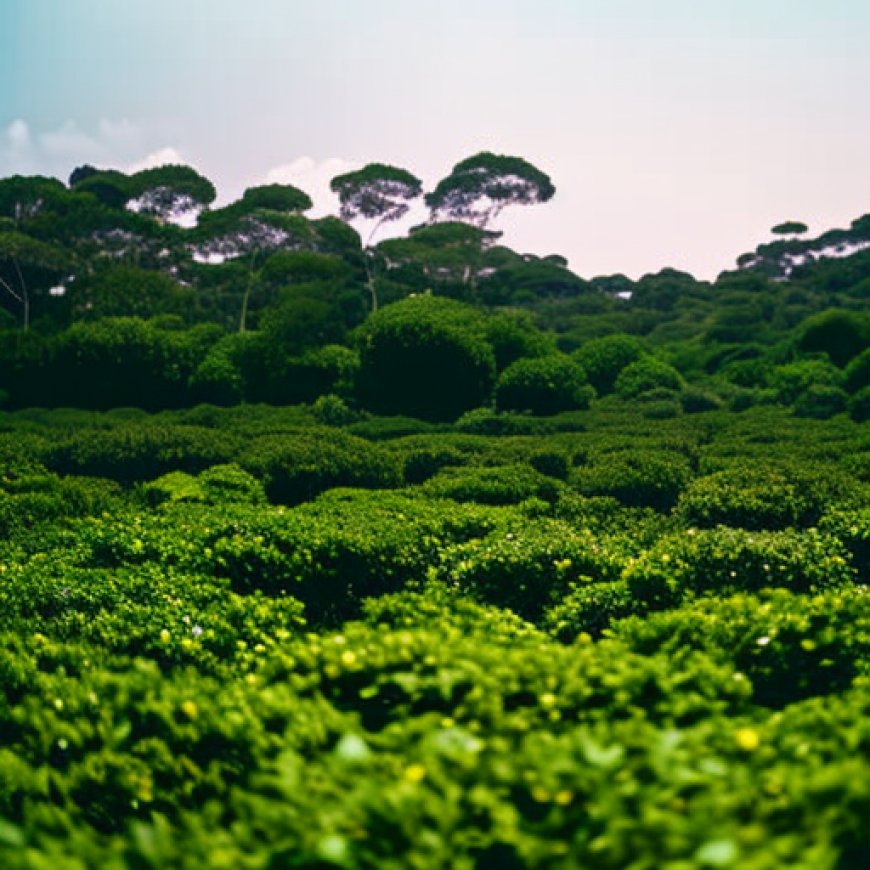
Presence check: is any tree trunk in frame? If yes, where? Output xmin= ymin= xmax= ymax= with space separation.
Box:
xmin=239 ymin=250 xmax=257 ymax=333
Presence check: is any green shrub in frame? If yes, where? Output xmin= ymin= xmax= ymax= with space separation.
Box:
xmin=797 ymin=308 xmax=870 ymax=368
xmin=198 ymin=464 xmax=266 ymax=505
xmin=640 ymin=397 xmax=682 ymax=419
xmin=571 ymin=450 xmax=693 ymax=511
xmin=277 ymin=344 xmax=360 ymax=404
xmin=240 ymin=429 xmax=402 ymax=504
xmin=624 ymin=526 xmax=854 ymax=611
xmin=454 ymin=408 xmax=560 ymax=436
xmin=793 ymin=384 xmax=848 ymax=418
xmin=844 ymin=347 xmax=870 ymax=393
xmin=819 ymin=507 xmax=870 ymax=584
xmin=188 ymin=335 xmax=246 ymax=405
xmin=140 ymin=470 xmax=205 ymax=507
xmin=527 ymin=448 xmax=571 ymax=480
xmin=572 ymin=334 xmax=644 ymax=394
xmin=495 ymin=355 xmax=593 ymax=415
xmin=676 ymin=466 xmax=838 ymax=530
xmin=614 ymin=588 xmax=870 ymax=708
xmin=484 ymin=310 xmax=556 ymax=371
xmin=311 ymin=393 xmax=361 ymax=427
xmin=543 ymin=579 xmax=639 ymax=640
xmin=769 ymin=359 xmax=843 ymax=405
xmin=848 ymin=386 xmax=870 ymax=422
xmin=614 ymin=356 xmax=684 ymax=399
xmin=399 ymin=444 xmax=468 ymax=485
xmin=681 ymin=388 xmax=724 ymax=413
xmin=420 ymin=463 xmax=564 ymax=506
xmin=44 ymin=425 xmax=239 ymax=484
xmin=355 ymin=295 xmax=496 ymax=421
xmin=441 ymin=520 xmax=624 ymax=620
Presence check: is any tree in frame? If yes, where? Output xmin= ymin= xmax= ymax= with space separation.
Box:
xmin=127 ymin=164 xmax=217 ymax=223
xmin=238 ymin=183 xmax=312 ymax=214
xmin=0 ymin=231 xmax=69 ymax=330
xmin=330 ymin=163 xmax=422 ymax=311
xmin=70 ymin=170 xmax=133 ymax=209
xmin=66 ymin=265 xmax=195 ymax=321
xmin=425 ymin=152 xmax=555 ymax=228
xmin=771 ymin=221 xmax=808 ymax=236
xmin=192 ymin=188 xmax=317 ymax=332
xmin=376 ymin=221 xmax=502 ymax=301
xmin=68 ymin=165 xmax=100 ymax=187
xmin=0 ymin=176 xmax=70 ymax=225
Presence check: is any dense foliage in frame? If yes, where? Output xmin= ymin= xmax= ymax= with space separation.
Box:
xmin=2 ymin=158 xmax=870 ymax=867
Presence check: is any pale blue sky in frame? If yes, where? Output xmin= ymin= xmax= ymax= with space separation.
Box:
xmin=3 ymin=0 xmax=870 ymax=278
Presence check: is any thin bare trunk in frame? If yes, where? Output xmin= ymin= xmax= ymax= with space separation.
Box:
xmin=362 ymin=218 xmax=389 ymax=314
xmin=239 ymin=250 xmax=257 ymax=333
xmin=12 ymin=257 xmax=29 ymax=331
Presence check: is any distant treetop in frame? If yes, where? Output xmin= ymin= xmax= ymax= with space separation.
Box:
xmin=425 ymin=152 xmax=555 ymax=228
xmin=239 ymin=183 xmax=313 ymax=214
xmin=771 ymin=221 xmax=808 ymax=236
xmin=330 ymin=163 xmax=422 ymax=226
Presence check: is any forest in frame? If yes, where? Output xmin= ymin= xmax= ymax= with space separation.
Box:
xmin=1 ymin=153 xmax=870 ymax=868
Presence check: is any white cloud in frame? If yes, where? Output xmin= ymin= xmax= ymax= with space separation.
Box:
xmin=124 ymin=146 xmax=188 ymax=174
xmin=264 ymin=155 xmax=359 ymax=217
xmin=40 ymin=120 xmax=104 ymax=159
xmin=6 ymin=119 xmax=31 ymax=152
xmin=0 ymin=118 xmax=177 ymax=181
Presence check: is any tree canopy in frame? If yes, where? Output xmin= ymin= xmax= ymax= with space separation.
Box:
xmin=127 ymin=165 xmax=217 ymax=222
xmin=425 ymin=152 xmax=555 ymax=228
xmin=330 ymin=163 xmax=422 ymax=232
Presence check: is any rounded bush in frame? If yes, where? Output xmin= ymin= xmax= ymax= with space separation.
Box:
xmin=571 ymin=450 xmax=693 ymax=511
xmin=543 ymin=579 xmax=639 ymax=640
xmin=792 ymin=384 xmax=848 ymax=419
xmin=495 ymin=355 xmax=592 ymax=415
xmin=677 ymin=466 xmax=832 ymax=530
xmin=769 ymin=359 xmax=843 ymax=405
xmin=624 ymin=526 xmax=854 ymax=612
xmin=45 ymin=425 xmax=239 ymax=484
xmin=844 ymin=347 xmax=870 ymax=393
xmin=240 ymin=429 xmax=402 ymax=505
xmin=614 ymin=357 xmax=684 ymax=399
xmin=441 ymin=520 xmax=624 ymax=620
xmin=572 ymin=334 xmax=644 ymax=395
xmin=614 ymin=588 xmax=870 ymax=708
xmin=355 ymin=296 xmax=496 ymax=421
xmin=797 ymin=308 xmax=870 ymax=368
xmin=421 ymin=463 xmax=564 ymax=505
xmin=849 ymin=386 xmax=870 ymax=422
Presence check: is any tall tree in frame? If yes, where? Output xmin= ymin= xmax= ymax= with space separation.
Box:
xmin=128 ymin=165 xmax=217 ymax=224
xmin=376 ymin=221 xmax=501 ymax=300
xmin=330 ymin=163 xmax=422 ymax=311
xmin=0 ymin=231 xmax=69 ymax=330
xmin=425 ymin=152 xmax=555 ymax=229
xmin=191 ymin=183 xmax=317 ymax=332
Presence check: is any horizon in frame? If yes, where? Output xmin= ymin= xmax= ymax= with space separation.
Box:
xmin=3 ymin=0 xmax=870 ymax=280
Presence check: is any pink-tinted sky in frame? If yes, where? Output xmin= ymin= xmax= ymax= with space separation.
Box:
xmin=2 ymin=0 xmax=870 ymax=279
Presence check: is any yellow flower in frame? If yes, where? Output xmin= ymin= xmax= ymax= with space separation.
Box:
xmin=403 ymin=764 xmax=427 ymax=783
xmin=159 ymin=629 xmax=171 ymax=644
xmin=180 ymin=700 xmax=199 ymax=720
xmin=735 ymin=727 xmax=760 ymax=751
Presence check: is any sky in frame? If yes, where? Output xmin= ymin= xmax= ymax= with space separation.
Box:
xmin=2 ymin=0 xmax=870 ymax=279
